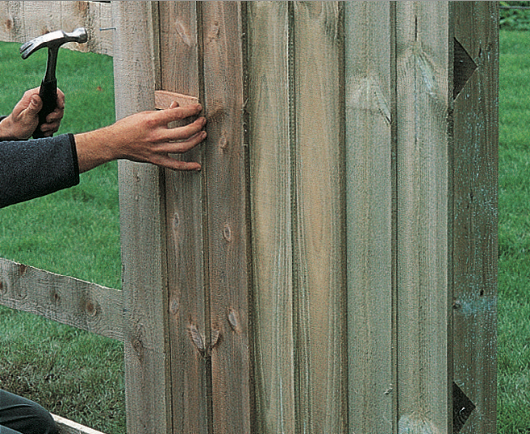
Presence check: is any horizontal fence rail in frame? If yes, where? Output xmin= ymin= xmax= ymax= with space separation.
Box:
xmin=52 ymin=414 xmax=107 ymax=434
xmin=0 ymin=1 xmax=113 ymax=55
xmin=0 ymin=258 xmax=123 ymax=341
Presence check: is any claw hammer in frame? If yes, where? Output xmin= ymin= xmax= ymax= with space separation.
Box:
xmin=20 ymin=28 xmax=88 ymax=139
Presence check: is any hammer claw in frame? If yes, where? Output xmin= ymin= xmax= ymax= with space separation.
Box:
xmin=19 ymin=28 xmax=87 ymax=59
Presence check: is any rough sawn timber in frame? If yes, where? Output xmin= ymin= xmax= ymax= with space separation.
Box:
xmin=0 ymin=258 xmax=123 ymax=341
xmin=0 ymin=1 xmax=113 ymax=56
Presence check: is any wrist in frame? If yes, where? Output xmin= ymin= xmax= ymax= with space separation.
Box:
xmin=74 ymin=128 xmax=117 ymax=173
xmin=0 ymin=115 xmax=15 ymax=140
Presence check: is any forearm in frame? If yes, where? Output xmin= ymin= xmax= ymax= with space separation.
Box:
xmin=0 ymin=134 xmax=79 ymax=208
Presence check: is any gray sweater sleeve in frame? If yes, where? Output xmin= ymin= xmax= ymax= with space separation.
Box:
xmin=0 ymin=133 xmax=80 ymax=208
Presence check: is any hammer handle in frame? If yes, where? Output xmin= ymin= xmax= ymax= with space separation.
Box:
xmin=33 ymin=78 xmax=58 ymax=139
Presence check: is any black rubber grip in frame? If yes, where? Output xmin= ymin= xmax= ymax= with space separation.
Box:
xmin=33 ymin=78 xmax=58 ymax=139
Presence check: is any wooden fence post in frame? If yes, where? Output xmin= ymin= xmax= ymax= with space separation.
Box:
xmin=113 ymin=2 xmax=172 ymax=433
xmin=453 ymin=2 xmax=498 ymax=432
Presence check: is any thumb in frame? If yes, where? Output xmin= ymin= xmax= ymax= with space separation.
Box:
xmin=26 ymin=95 xmax=42 ymax=115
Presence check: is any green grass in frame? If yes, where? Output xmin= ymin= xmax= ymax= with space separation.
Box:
xmin=1 ymin=27 xmax=530 ymax=434
xmin=497 ymin=30 xmax=530 ymax=433
xmin=0 ymin=41 xmax=125 ymax=433
xmin=501 ymin=2 xmax=530 ymax=31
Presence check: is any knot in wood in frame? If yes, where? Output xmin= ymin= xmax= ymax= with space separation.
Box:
xmin=169 ymin=298 xmax=179 ymax=316
xmin=132 ymin=338 xmax=144 ymax=358
xmin=51 ymin=290 xmax=61 ymax=303
xmin=172 ymin=213 xmax=180 ymax=231
xmin=188 ymin=324 xmax=206 ymax=353
xmin=0 ymin=281 xmax=5 ymax=296
xmin=210 ymin=329 xmax=221 ymax=352
xmin=5 ymin=19 xmax=13 ymax=31
xmin=86 ymin=300 xmax=98 ymax=317
xmin=75 ymin=1 xmax=89 ymax=16
xmin=228 ymin=308 xmax=242 ymax=334
xmin=18 ymin=264 xmax=28 ymax=277
xmin=207 ymin=21 xmax=220 ymax=43
xmin=218 ymin=134 xmax=229 ymax=152
xmin=223 ymin=223 xmax=232 ymax=242
xmin=175 ymin=20 xmax=193 ymax=48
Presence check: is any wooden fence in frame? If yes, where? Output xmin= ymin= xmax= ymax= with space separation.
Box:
xmin=1 ymin=2 xmax=498 ymax=433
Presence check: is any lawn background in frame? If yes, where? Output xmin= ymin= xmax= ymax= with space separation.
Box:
xmin=0 ymin=43 xmax=125 ymax=433
xmin=0 ymin=7 xmax=529 ymax=433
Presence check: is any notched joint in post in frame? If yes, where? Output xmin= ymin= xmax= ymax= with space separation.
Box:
xmin=453 ymin=38 xmax=478 ymax=100
xmin=453 ymin=382 xmax=476 ymax=433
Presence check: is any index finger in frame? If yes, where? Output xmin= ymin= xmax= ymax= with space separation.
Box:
xmin=156 ymin=104 xmax=203 ymax=125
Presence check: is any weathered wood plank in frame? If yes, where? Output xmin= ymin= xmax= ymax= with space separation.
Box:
xmin=453 ymin=2 xmax=498 ymax=433
xmin=113 ymin=2 xmax=171 ymax=434
xmin=159 ymin=2 xmax=200 ymax=99
xmin=53 ymin=414 xmax=106 ymax=434
xmin=344 ymin=2 xmax=394 ymax=433
xmin=395 ymin=2 xmax=452 ymax=432
xmin=154 ymin=90 xmax=198 ymax=111
xmin=247 ymin=2 xmax=295 ymax=432
xmin=200 ymin=2 xmax=251 ymax=432
xmin=0 ymin=1 xmax=113 ymax=56
xmin=293 ymin=2 xmax=346 ymax=432
xmin=159 ymin=2 xmax=210 ymax=433
xmin=0 ymin=259 xmax=123 ymax=341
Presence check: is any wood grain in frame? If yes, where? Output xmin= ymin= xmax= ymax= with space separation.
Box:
xmin=0 ymin=258 xmax=123 ymax=341
xmin=154 ymin=90 xmax=198 ymax=111
xmin=292 ymin=3 xmax=346 ymax=432
xmin=0 ymin=1 xmax=113 ymax=56
xmin=113 ymin=2 xmax=171 ymax=433
xmin=53 ymin=414 xmax=106 ymax=434
xmin=200 ymin=2 xmax=251 ymax=432
xmin=453 ymin=2 xmax=498 ymax=432
xmin=247 ymin=2 xmax=295 ymax=432
xmin=395 ymin=3 xmax=452 ymax=432
xmin=344 ymin=2 xmax=394 ymax=432
xmin=159 ymin=2 xmax=210 ymax=432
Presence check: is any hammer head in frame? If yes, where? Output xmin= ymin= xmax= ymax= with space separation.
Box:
xmin=20 ymin=27 xmax=87 ymax=59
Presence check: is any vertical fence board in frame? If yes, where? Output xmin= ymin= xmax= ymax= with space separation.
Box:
xmin=344 ymin=2 xmax=394 ymax=433
xmin=200 ymin=2 xmax=251 ymax=432
xmin=248 ymin=3 xmax=295 ymax=433
xmin=453 ymin=2 xmax=498 ymax=432
xmin=113 ymin=2 xmax=171 ymax=434
xmin=395 ymin=2 xmax=452 ymax=432
xmin=159 ymin=3 xmax=209 ymax=433
xmin=292 ymin=2 xmax=346 ymax=432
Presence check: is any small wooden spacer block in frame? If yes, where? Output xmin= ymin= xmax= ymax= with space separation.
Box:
xmin=155 ymin=90 xmax=199 ymax=110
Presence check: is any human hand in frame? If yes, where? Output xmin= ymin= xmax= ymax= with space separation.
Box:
xmin=74 ymin=102 xmax=207 ymax=173
xmin=0 ymin=87 xmax=65 ymax=140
